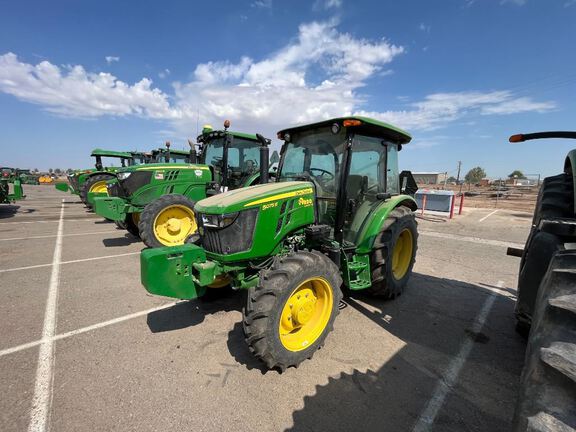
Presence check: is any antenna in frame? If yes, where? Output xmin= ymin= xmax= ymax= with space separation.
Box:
xmin=196 ymin=107 xmax=199 ymax=138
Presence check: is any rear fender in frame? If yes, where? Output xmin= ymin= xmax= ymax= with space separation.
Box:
xmin=354 ymin=195 xmax=417 ymax=254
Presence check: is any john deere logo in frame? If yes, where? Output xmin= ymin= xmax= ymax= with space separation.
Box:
xmin=298 ymin=197 xmax=313 ymax=207
xmin=154 ymin=171 xmax=164 ymax=180
xmin=194 ymin=169 xmax=203 ymax=177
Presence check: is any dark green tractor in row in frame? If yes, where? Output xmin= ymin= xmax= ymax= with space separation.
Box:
xmin=94 ymin=121 xmax=273 ymax=248
xmin=56 ymin=148 xmax=153 ymax=207
xmin=1 ymin=167 xmax=25 ymax=204
xmin=506 ymin=132 xmax=576 ymax=431
xmin=140 ymin=117 xmax=419 ymax=370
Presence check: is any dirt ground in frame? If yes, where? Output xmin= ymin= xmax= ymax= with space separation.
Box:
xmin=0 ymin=185 xmax=534 ymax=432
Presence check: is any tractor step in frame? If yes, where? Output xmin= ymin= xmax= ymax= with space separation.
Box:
xmin=346 ymin=255 xmax=372 ymax=290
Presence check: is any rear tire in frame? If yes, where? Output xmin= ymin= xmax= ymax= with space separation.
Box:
xmin=243 ymin=250 xmax=343 ymax=371
xmin=367 ymin=206 xmax=418 ymax=299
xmin=516 ymin=174 xmax=574 ymax=332
xmin=513 ymin=250 xmax=576 ymax=431
xmin=139 ymin=194 xmax=197 ymax=248
xmin=80 ymin=174 xmax=114 ymax=209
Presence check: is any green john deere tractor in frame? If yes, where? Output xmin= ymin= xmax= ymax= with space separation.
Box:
xmin=505 ymin=132 xmax=576 ymax=431
xmin=140 ymin=116 xmax=419 ymax=370
xmin=55 ymin=149 xmax=152 ymax=207
xmin=94 ymin=122 xmax=273 ymax=247
xmin=1 ymin=167 xmax=25 ymax=204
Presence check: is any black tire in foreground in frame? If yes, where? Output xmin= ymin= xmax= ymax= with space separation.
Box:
xmin=513 ymin=250 xmax=576 ymax=431
xmin=516 ymin=174 xmax=574 ymax=335
xmin=367 ymin=206 xmax=418 ymax=299
xmin=80 ymin=174 xmax=114 ymax=209
xmin=243 ymin=250 xmax=343 ymax=372
xmin=139 ymin=194 xmax=197 ymax=248
xmin=516 ymin=232 xmax=565 ymax=337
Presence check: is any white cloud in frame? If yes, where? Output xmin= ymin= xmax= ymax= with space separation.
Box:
xmin=251 ymin=0 xmax=272 ymax=9
xmin=105 ymin=56 xmax=120 ymax=64
xmin=0 ymin=52 xmax=180 ymax=119
xmin=419 ymin=23 xmax=431 ymax=33
xmin=500 ymin=0 xmax=526 ymax=5
xmin=0 ymin=19 xmax=556 ymax=139
xmin=356 ymin=91 xmax=555 ymax=131
xmin=314 ymin=0 xmax=342 ymax=9
xmin=158 ymin=68 xmax=171 ymax=79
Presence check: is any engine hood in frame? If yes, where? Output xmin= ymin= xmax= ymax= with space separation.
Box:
xmin=195 ymin=181 xmax=314 ymax=214
xmin=115 ymin=163 xmax=211 ymax=173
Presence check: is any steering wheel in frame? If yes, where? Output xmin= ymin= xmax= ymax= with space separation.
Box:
xmin=309 ymin=168 xmax=334 ymax=181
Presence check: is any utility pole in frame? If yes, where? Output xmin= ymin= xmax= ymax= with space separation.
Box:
xmin=456 ymin=161 xmax=463 ymax=194
xmin=456 ymin=161 xmax=462 ymax=183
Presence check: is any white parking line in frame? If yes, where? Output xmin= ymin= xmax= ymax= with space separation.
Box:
xmin=0 ymin=231 xmax=117 ymax=242
xmin=28 ymin=200 xmax=65 ymax=432
xmin=479 ymin=209 xmax=499 ymax=222
xmin=0 ymin=301 xmax=182 ymax=359
xmin=420 ymin=230 xmax=524 ymax=249
xmin=0 ymin=218 xmax=101 ymax=225
xmin=0 ymin=252 xmax=140 ymax=274
xmin=412 ymin=281 xmax=502 ymax=432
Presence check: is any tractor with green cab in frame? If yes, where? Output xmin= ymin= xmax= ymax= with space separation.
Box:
xmin=140 ymin=116 xmax=419 ymax=370
xmin=55 ymin=149 xmax=153 ymax=207
xmin=94 ymin=121 xmax=273 ymax=247
xmin=1 ymin=167 xmax=25 ymax=204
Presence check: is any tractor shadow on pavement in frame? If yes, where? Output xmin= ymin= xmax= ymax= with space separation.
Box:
xmin=285 ymin=272 xmax=526 ymax=432
xmin=0 ymin=204 xmax=20 ymax=219
xmin=102 ymin=234 xmax=141 ymax=247
xmin=147 ymin=289 xmax=242 ymax=334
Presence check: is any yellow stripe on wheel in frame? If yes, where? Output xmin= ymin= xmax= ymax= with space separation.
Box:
xmin=392 ymin=228 xmax=413 ymax=280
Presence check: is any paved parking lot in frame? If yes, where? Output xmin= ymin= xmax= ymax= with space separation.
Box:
xmin=1 ymin=186 xmax=532 ymax=431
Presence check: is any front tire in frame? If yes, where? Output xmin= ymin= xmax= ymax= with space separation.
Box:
xmin=243 ymin=250 xmax=343 ymax=371
xmin=368 ymin=206 xmax=418 ymax=299
xmin=125 ymin=212 xmax=141 ymax=238
xmin=139 ymin=194 xmax=197 ymax=248
xmin=80 ymin=174 xmax=114 ymax=209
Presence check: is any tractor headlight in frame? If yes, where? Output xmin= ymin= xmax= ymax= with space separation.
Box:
xmin=201 ymin=212 xmax=238 ymax=229
xmin=117 ymin=172 xmax=131 ymax=181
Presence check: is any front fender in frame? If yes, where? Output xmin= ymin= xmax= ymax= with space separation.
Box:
xmin=355 ymin=195 xmax=417 ymax=254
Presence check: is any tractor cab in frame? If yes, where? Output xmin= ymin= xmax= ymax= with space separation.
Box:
xmin=277 ymin=117 xmax=413 ymax=244
xmin=197 ymin=124 xmax=268 ymax=193
xmin=150 ymin=146 xmax=191 ymax=164
xmin=90 ymin=149 xmax=134 ymax=170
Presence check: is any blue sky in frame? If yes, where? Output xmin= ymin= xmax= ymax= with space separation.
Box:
xmin=0 ymin=0 xmax=575 ymax=178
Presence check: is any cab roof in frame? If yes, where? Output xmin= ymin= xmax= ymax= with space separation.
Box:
xmin=91 ymin=148 xmax=133 ymax=158
xmin=277 ymin=116 xmax=412 ymax=145
xmin=197 ymin=130 xmax=259 ymax=143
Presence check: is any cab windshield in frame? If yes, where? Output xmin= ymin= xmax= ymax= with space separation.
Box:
xmin=203 ymin=136 xmax=261 ymax=188
xmin=279 ymin=126 xmax=346 ymax=225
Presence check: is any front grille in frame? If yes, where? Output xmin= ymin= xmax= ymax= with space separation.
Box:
xmin=120 ymin=171 xmax=153 ymax=196
xmin=107 ymin=182 xmax=124 ymax=198
xmin=200 ymin=209 xmax=259 ymax=255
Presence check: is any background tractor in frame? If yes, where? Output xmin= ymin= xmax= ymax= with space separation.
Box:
xmin=55 ymin=149 xmax=154 ymax=207
xmin=506 ymin=132 xmax=576 ymax=431
xmin=94 ymin=121 xmax=273 ymax=247
xmin=0 ymin=167 xmax=24 ymax=204
xmin=140 ymin=116 xmax=419 ymax=370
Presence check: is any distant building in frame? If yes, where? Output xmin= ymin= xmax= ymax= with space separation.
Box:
xmin=412 ymin=172 xmax=448 ymax=185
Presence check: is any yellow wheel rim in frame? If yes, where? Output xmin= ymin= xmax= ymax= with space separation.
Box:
xmin=392 ymin=228 xmax=413 ymax=280
xmin=208 ymin=274 xmax=231 ymax=288
xmin=153 ymin=205 xmax=197 ymax=246
xmin=131 ymin=212 xmax=141 ymax=225
xmin=279 ymin=277 xmax=333 ymax=352
xmin=89 ymin=180 xmax=108 ymax=194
